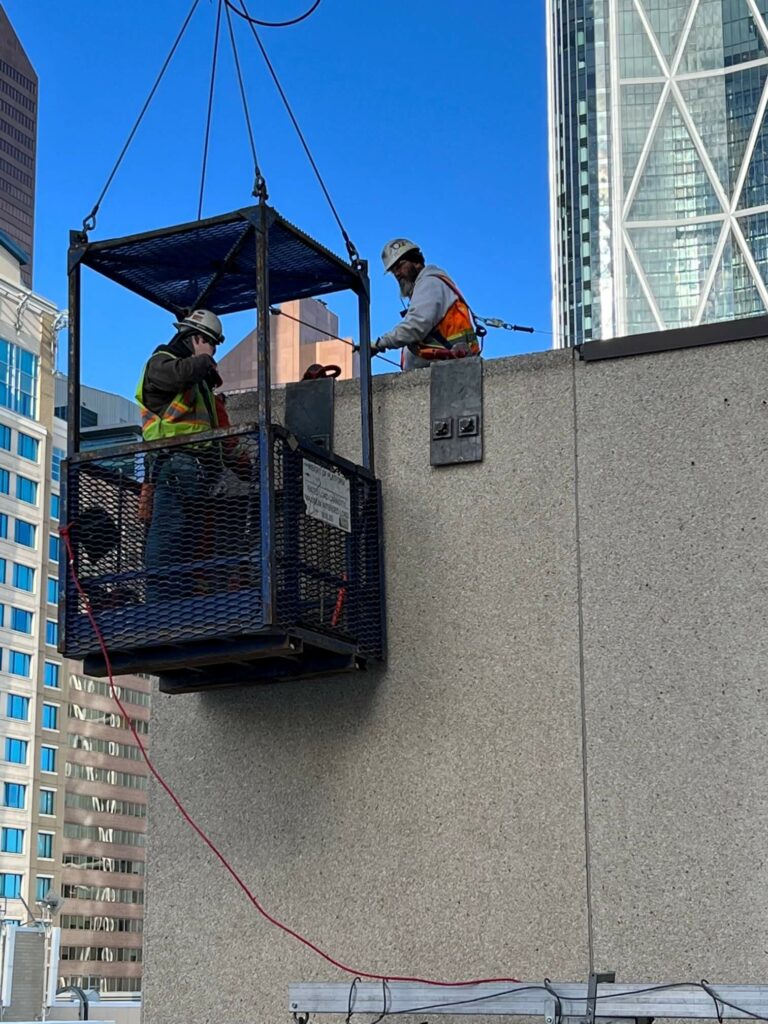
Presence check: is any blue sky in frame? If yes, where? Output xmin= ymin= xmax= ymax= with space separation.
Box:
xmin=4 ymin=0 xmax=552 ymax=396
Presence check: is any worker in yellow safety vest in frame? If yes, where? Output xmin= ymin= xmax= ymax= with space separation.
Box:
xmin=135 ymin=309 xmax=225 ymax=602
xmin=372 ymin=239 xmax=482 ymax=370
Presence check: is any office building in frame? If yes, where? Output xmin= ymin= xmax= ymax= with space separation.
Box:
xmin=548 ymin=0 xmax=768 ymax=345
xmin=0 ymin=5 xmax=36 ymax=288
xmin=218 ymin=297 xmax=357 ymax=389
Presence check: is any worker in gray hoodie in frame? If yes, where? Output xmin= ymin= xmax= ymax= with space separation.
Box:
xmin=373 ymin=238 xmax=482 ymax=370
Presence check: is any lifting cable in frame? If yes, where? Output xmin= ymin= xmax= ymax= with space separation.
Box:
xmin=198 ymin=0 xmax=225 ymax=221
xmin=224 ymin=0 xmax=267 ymax=197
xmin=224 ymin=0 xmax=322 ymax=28
xmin=59 ymin=526 xmax=521 ymax=988
xmin=233 ymin=0 xmax=362 ymax=262
xmin=81 ymin=0 xmax=203 ymax=234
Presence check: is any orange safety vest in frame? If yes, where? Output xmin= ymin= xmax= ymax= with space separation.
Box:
xmin=402 ymin=275 xmax=482 ymax=368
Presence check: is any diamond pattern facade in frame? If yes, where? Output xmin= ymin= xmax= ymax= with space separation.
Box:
xmin=547 ymin=0 xmax=768 ymax=345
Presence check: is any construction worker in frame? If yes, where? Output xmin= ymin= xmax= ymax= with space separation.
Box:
xmin=135 ymin=309 xmax=225 ymax=602
xmin=374 ymin=239 xmax=482 ymax=370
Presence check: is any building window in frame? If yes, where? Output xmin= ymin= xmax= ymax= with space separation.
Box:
xmin=15 ymin=475 xmax=37 ymax=505
xmin=0 ymin=468 xmax=8 ymax=494
xmin=0 ymin=424 xmax=10 ymax=450
xmin=6 ymin=693 xmax=29 ymax=720
xmin=10 ymin=607 xmax=32 ymax=634
xmin=42 ymin=704 xmax=58 ymax=730
xmin=49 ymin=535 xmax=59 ymax=563
xmin=43 ymin=661 xmax=59 ymax=687
xmin=0 ymin=512 xmax=6 ymax=538
xmin=8 ymin=650 xmax=30 ymax=677
xmin=0 ymin=558 xmax=6 ymax=583
xmin=51 ymin=447 xmax=65 ymax=482
xmin=13 ymin=519 xmax=35 ymax=547
xmin=38 ymin=789 xmax=54 ymax=815
xmin=0 ymin=873 xmax=22 ymax=898
xmin=3 ymin=782 xmax=25 ymax=808
xmin=1 ymin=827 xmax=23 ymax=853
xmin=40 ymin=746 xmax=56 ymax=772
xmin=0 ymin=340 xmax=39 ymax=419
xmin=50 ymin=494 xmax=60 ymax=520
xmin=35 ymin=876 xmax=53 ymax=901
xmin=12 ymin=563 xmax=34 ymax=591
xmin=47 ymin=578 xmax=59 ymax=604
xmin=16 ymin=432 xmax=38 ymax=461
xmin=45 ymin=620 xmax=57 ymax=646
xmin=5 ymin=737 xmax=27 ymax=764
xmin=36 ymin=832 xmax=53 ymax=858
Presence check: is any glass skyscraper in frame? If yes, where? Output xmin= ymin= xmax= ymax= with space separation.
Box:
xmin=547 ymin=0 xmax=768 ymax=346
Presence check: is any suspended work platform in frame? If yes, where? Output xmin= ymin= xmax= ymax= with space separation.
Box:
xmin=62 ymin=204 xmax=385 ymax=692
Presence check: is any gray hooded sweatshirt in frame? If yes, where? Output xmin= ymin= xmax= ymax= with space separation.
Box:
xmin=378 ymin=264 xmax=461 ymax=370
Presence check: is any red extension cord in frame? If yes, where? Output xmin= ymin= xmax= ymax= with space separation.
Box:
xmin=61 ymin=525 xmax=520 ymax=988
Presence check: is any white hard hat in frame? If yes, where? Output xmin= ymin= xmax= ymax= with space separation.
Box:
xmin=381 ymin=238 xmax=421 ymax=273
xmin=173 ymin=308 xmax=225 ymax=345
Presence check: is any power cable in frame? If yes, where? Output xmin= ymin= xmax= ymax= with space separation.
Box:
xmin=81 ymin=0 xmax=203 ymax=233
xmin=225 ymin=0 xmax=321 ymax=27
xmin=198 ymin=0 xmax=225 ymax=221
xmin=270 ymin=305 xmax=402 ymax=369
xmin=234 ymin=0 xmax=361 ymax=261
xmin=223 ymin=0 xmax=266 ymax=197
xmin=59 ymin=527 xmax=521 ymax=988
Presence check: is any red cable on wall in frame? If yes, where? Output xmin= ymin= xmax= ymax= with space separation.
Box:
xmin=60 ymin=526 xmax=520 ymax=988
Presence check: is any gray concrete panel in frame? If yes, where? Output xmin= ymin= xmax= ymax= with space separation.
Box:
xmin=143 ymin=353 xmax=588 ymax=1024
xmin=575 ymin=338 xmax=768 ymax=979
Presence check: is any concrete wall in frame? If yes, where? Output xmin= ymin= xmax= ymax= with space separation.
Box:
xmin=142 ymin=337 xmax=768 ymax=1024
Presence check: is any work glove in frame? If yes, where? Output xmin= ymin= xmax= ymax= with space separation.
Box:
xmin=353 ymin=339 xmax=386 ymax=355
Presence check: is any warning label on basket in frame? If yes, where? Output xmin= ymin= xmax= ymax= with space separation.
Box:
xmin=303 ymin=459 xmax=351 ymax=532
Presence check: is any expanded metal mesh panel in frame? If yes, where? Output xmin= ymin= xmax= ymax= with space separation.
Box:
xmin=63 ymin=433 xmax=264 ymax=658
xmin=274 ymin=437 xmax=384 ymax=660
xmin=63 ymin=428 xmax=384 ymax=667
xmin=80 ymin=208 xmax=359 ymax=316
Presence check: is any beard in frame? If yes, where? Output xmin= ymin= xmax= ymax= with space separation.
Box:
xmin=399 ymin=273 xmax=418 ymax=298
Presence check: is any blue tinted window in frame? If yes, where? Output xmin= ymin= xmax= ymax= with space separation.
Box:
xmin=0 ymin=424 xmax=10 ymax=450
xmin=10 ymin=607 xmax=32 ymax=633
xmin=51 ymin=447 xmax=65 ymax=482
xmin=0 ymin=513 xmax=6 ymax=539
xmin=0 ymin=339 xmax=39 ymax=419
xmin=0 ymin=468 xmax=8 ymax=494
xmin=8 ymin=651 xmax=30 ymax=677
xmin=35 ymin=875 xmax=52 ymax=900
xmin=6 ymin=694 xmax=29 ymax=720
xmin=48 ymin=535 xmax=59 ymax=562
xmin=40 ymin=746 xmax=56 ymax=772
xmin=14 ymin=519 xmax=35 ymax=547
xmin=43 ymin=661 xmax=59 ymax=687
xmin=5 ymin=737 xmax=27 ymax=764
xmin=42 ymin=704 xmax=57 ymax=730
xmin=3 ymin=782 xmax=25 ymax=809
xmin=0 ymin=873 xmax=22 ymax=898
xmin=38 ymin=789 xmax=54 ymax=815
xmin=15 ymin=475 xmax=37 ymax=505
xmin=1 ymin=828 xmax=23 ymax=853
xmin=50 ymin=494 xmax=60 ymax=520
xmin=45 ymin=620 xmax=58 ymax=646
xmin=12 ymin=563 xmax=34 ymax=591
xmin=16 ymin=432 xmax=38 ymax=461
xmin=47 ymin=578 xmax=59 ymax=604
xmin=0 ymin=558 xmax=6 ymax=584
xmin=36 ymin=832 xmax=53 ymax=858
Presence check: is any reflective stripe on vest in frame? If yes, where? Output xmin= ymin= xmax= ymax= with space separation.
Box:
xmin=403 ymin=274 xmax=481 ymax=367
xmin=135 ymin=355 xmax=218 ymax=442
